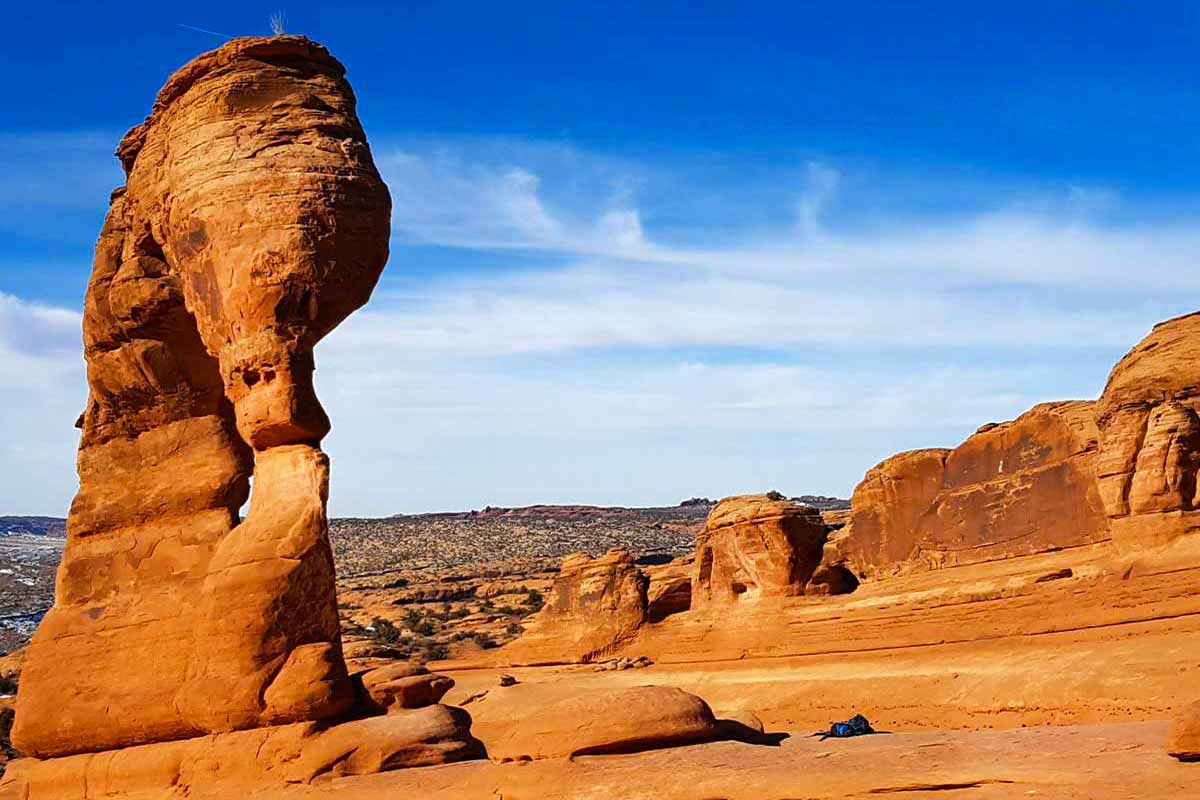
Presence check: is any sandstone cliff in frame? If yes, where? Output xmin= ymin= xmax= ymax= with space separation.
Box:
xmin=832 ymin=401 xmax=1108 ymax=578
xmin=1094 ymin=312 xmax=1200 ymax=550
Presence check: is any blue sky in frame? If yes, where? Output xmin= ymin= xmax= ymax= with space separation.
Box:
xmin=3 ymin=2 xmax=1199 ymax=515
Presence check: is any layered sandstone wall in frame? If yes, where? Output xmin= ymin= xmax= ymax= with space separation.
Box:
xmin=1094 ymin=312 xmax=1200 ymax=549
xmin=832 ymin=401 xmax=1110 ymax=579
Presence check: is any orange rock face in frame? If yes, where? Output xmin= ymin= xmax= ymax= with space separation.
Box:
xmin=468 ymin=685 xmax=720 ymax=761
xmin=1 ymin=708 xmax=478 ymax=797
xmin=1168 ymin=700 xmax=1200 ymax=762
xmin=692 ymin=495 xmax=828 ymax=606
xmin=838 ymin=402 xmax=1109 ymax=578
xmin=13 ymin=36 xmax=390 ymax=758
xmin=1095 ymin=313 xmax=1200 ymax=549
xmin=502 ymin=549 xmax=649 ymax=663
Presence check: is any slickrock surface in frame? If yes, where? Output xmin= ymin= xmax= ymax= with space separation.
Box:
xmin=6 ymin=715 xmax=1185 ymax=799
xmin=692 ymin=494 xmax=829 ymax=607
xmin=0 ymin=707 xmax=479 ymax=798
xmin=279 ymin=721 xmax=1196 ymax=800
xmin=13 ymin=35 xmax=391 ymax=758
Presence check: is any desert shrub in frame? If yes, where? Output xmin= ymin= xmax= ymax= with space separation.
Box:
xmin=0 ymin=675 xmax=16 ymax=695
xmin=521 ymin=589 xmax=545 ymax=614
xmin=423 ymin=642 xmax=450 ymax=661
xmin=496 ymin=605 xmax=518 ymax=616
xmin=0 ymin=706 xmax=15 ymax=772
xmin=473 ymin=632 xmax=498 ymax=649
xmin=371 ymin=617 xmax=404 ymax=643
xmin=505 ymin=622 xmax=525 ymax=636
xmin=478 ymin=598 xmax=495 ymax=612
xmin=766 ymin=490 xmax=786 ymax=501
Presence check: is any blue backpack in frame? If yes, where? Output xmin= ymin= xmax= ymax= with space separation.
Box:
xmin=815 ymin=713 xmax=875 ymax=740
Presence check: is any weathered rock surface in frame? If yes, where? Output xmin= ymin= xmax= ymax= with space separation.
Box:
xmin=505 ymin=549 xmax=648 ymax=663
xmin=1168 ymin=700 xmax=1200 ymax=762
xmin=0 ymin=707 xmax=479 ymax=798
xmin=13 ymin=35 xmax=390 ymax=758
xmin=646 ymin=555 xmax=694 ymax=622
xmin=1096 ymin=313 xmax=1200 ymax=550
xmin=692 ymin=495 xmax=828 ymax=607
xmin=468 ymin=685 xmax=719 ymax=761
xmin=835 ymin=402 xmax=1109 ymax=578
xmin=356 ymin=663 xmax=454 ymax=713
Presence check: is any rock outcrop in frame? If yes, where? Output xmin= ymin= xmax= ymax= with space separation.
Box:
xmin=12 ymin=35 xmax=397 ymax=759
xmin=356 ymin=663 xmax=455 ymax=714
xmin=1 ymin=708 xmax=479 ymax=797
xmin=834 ymin=402 xmax=1109 ymax=578
xmin=692 ymin=495 xmax=828 ymax=607
xmin=469 ymin=685 xmax=719 ymax=761
xmin=1095 ymin=313 xmax=1200 ymax=550
xmin=646 ymin=555 xmax=694 ymax=622
xmin=508 ymin=549 xmax=649 ymax=663
xmin=1168 ymin=700 xmax=1200 ymax=762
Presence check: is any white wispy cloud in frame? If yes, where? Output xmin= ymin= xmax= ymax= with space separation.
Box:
xmin=0 ymin=292 xmax=85 ymax=515
xmin=4 ymin=137 xmax=1197 ymax=515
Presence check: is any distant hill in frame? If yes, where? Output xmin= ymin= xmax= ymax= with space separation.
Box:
xmin=0 ymin=517 xmax=66 ymax=537
xmin=790 ymin=495 xmax=851 ymax=511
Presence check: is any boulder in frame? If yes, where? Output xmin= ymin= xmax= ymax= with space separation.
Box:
xmin=471 ymin=685 xmax=719 ymax=761
xmin=1096 ymin=312 xmax=1200 ymax=549
xmin=357 ymin=663 xmax=455 ymax=712
xmin=1168 ymin=700 xmax=1200 ymax=762
xmin=12 ymin=35 xmax=391 ymax=758
xmin=692 ymin=495 xmax=828 ymax=608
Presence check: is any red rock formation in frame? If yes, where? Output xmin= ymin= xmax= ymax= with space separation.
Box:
xmin=692 ymin=495 xmax=828 ymax=607
xmin=1095 ymin=313 xmax=1200 ymax=550
xmin=468 ymin=685 xmax=719 ymax=761
xmin=646 ymin=555 xmax=694 ymax=622
xmin=504 ymin=549 xmax=648 ymax=663
xmin=356 ymin=663 xmax=455 ymax=714
xmin=836 ymin=402 xmax=1109 ymax=578
xmin=830 ymin=448 xmax=950 ymax=578
xmin=1168 ymin=700 xmax=1200 ymax=762
xmin=1 ymin=708 xmax=478 ymax=796
xmin=13 ymin=36 xmax=390 ymax=757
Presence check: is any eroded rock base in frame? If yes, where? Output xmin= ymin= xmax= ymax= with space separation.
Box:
xmin=0 ymin=708 xmax=481 ymax=800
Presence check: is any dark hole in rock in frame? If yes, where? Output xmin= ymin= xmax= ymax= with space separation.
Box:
xmin=647 ymin=579 xmax=692 ymax=623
